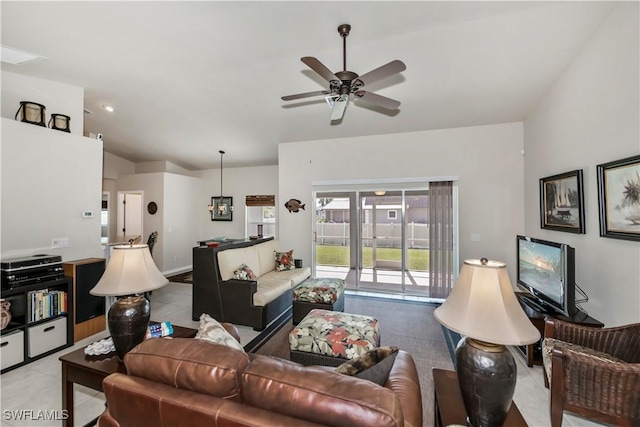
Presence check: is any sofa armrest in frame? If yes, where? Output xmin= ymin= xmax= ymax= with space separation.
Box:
xmin=219 ymin=279 xmax=258 ymax=309
xmin=386 ymin=350 xmax=423 ymax=427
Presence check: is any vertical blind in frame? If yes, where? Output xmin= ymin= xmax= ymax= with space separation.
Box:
xmin=428 ymin=181 xmax=454 ymax=299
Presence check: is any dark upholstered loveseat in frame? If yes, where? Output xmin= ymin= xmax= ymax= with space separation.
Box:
xmin=192 ymin=237 xmax=310 ymax=330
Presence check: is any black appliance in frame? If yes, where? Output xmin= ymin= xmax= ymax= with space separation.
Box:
xmin=1 ymin=254 xmax=64 ymax=289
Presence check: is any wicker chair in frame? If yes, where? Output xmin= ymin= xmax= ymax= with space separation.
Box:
xmin=543 ymin=318 xmax=640 ymax=427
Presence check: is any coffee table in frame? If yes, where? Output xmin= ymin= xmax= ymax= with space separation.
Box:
xmin=59 ymin=324 xmax=197 ymax=427
xmin=433 ymin=368 xmax=528 ymax=427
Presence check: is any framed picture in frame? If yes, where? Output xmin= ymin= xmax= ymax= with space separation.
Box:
xmin=539 ymin=169 xmax=585 ymax=233
xmin=597 ymin=155 xmax=640 ymax=241
xmin=211 ymin=196 xmax=233 ymax=221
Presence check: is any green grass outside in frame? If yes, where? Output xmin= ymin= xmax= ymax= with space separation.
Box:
xmin=315 ymin=245 xmax=429 ymax=270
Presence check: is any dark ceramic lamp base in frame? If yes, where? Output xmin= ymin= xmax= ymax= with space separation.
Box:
xmin=108 ymin=295 xmax=150 ymax=360
xmin=456 ymin=337 xmax=517 ymax=427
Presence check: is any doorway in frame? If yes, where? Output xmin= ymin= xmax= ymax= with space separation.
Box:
xmin=116 ymin=191 xmax=143 ymax=240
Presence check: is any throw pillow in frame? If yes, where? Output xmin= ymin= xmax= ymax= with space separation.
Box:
xmin=275 ymin=250 xmax=295 ymax=271
xmin=195 ymin=313 xmax=245 ymax=352
xmin=233 ymin=263 xmax=256 ymax=281
xmin=335 ymin=346 xmax=399 ymax=386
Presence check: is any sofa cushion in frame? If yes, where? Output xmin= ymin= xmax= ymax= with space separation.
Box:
xmin=254 ymin=277 xmax=292 ymax=307
xmin=263 ymin=267 xmax=311 ymax=288
xmin=124 ymin=338 xmax=250 ymax=400
xmin=241 ymin=355 xmax=404 ymax=427
xmin=195 ymin=313 xmax=245 ymax=352
xmin=275 ymin=250 xmax=296 ymax=271
xmin=335 ymin=346 xmax=399 ymax=386
xmin=218 ymin=247 xmax=260 ymax=280
xmin=256 ymin=239 xmax=280 ymax=275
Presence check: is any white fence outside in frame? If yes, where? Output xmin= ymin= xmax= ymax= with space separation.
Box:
xmin=316 ymin=223 xmax=429 ymax=249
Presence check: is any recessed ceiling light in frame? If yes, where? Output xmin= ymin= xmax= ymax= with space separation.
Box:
xmin=103 ymin=105 xmax=115 ymax=113
xmin=1 ymin=45 xmax=46 ymax=65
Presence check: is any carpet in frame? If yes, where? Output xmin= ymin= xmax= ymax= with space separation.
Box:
xmin=167 ymin=271 xmax=192 ymax=283
xmin=245 ymin=295 xmax=454 ymax=427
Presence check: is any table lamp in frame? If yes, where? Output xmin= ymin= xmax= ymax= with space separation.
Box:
xmin=90 ymin=244 xmax=168 ymax=359
xmin=434 ymin=258 xmax=540 ymax=427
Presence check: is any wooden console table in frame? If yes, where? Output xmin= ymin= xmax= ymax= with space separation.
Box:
xmin=59 ymin=324 xmax=197 ymax=427
xmin=515 ymin=292 xmax=603 ymax=367
xmin=433 ymin=368 xmax=528 ymax=427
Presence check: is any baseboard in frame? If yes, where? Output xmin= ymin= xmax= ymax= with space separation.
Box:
xmin=162 ymin=265 xmax=192 ymax=277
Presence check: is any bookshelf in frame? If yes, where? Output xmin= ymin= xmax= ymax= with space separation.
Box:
xmin=0 ymin=278 xmax=73 ymax=373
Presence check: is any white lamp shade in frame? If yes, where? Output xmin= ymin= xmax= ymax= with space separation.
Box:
xmin=90 ymin=245 xmax=168 ymax=296
xmin=434 ymin=259 xmax=540 ymax=346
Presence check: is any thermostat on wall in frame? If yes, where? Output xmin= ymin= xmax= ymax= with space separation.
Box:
xmin=82 ymin=211 xmax=95 ymax=218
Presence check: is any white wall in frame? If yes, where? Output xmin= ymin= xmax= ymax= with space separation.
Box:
xmin=1 ymin=71 xmax=84 ymax=136
xmin=115 ymin=171 xmax=202 ymax=274
xmin=163 ymin=173 xmax=200 ymax=273
xmin=523 ymin=3 xmax=639 ymax=326
xmin=1 ymin=119 xmax=103 ymax=261
xmin=104 ymin=157 xmax=278 ymax=273
xmin=134 ymin=160 xmax=200 ymax=177
xmin=278 ymin=122 xmax=525 ymax=282
xmin=103 ymin=151 xmax=134 ymax=180
xmin=198 ymin=165 xmax=279 ymax=240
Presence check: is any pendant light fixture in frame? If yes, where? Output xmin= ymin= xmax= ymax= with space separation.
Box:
xmin=208 ymin=150 xmax=234 ymax=218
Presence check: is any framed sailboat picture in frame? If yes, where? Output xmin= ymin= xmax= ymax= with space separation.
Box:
xmin=539 ymin=169 xmax=585 ymax=234
xmin=597 ymin=155 xmax=640 ymax=241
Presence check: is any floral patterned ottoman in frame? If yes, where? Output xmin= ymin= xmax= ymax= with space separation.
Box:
xmin=289 ymin=309 xmax=380 ymax=367
xmin=292 ymin=277 xmax=346 ymax=324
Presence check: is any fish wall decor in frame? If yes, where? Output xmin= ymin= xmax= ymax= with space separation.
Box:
xmin=285 ymin=199 xmax=305 ymax=213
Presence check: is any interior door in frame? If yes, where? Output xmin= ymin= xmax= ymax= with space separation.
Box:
xmin=116 ymin=192 xmax=143 ymax=239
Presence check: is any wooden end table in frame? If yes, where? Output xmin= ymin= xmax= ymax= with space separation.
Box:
xmin=433 ymin=368 xmax=528 ymax=427
xmin=59 ymin=324 xmax=196 ymax=427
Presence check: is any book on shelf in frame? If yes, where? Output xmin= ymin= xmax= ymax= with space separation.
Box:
xmin=26 ymin=289 xmax=67 ymax=322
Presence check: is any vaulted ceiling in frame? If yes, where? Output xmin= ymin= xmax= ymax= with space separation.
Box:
xmin=1 ymin=1 xmax=616 ymax=169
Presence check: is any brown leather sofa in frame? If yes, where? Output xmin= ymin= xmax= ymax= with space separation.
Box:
xmin=98 ymin=338 xmax=422 ymax=427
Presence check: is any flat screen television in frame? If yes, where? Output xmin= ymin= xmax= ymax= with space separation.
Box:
xmin=516 ymin=235 xmax=576 ymax=317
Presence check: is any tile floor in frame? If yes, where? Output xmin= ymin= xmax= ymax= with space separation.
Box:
xmin=0 ymin=282 xmax=604 ymax=427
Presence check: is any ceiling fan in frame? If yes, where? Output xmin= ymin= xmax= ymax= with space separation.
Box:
xmin=281 ymin=24 xmax=406 ymax=121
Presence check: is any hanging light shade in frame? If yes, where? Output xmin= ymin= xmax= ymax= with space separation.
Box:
xmin=207 ymin=150 xmax=234 ymax=217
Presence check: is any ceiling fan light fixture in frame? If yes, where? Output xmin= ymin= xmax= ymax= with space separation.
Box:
xmin=325 ymin=95 xmax=339 ymax=108
xmin=281 ymin=24 xmax=406 ymax=122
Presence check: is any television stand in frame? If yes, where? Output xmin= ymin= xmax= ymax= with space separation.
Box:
xmin=515 ymin=292 xmax=603 ymax=367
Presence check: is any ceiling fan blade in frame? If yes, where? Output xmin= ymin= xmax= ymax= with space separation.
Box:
xmin=354 ymin=91 xmax=401 ymax=110
xmin=281 ymin=90 xmax=331 ymax=101
xmin=356 ymin=60 xmax=406 ymax=87
xmin=301 ymin=57 xmax=340 ymax=83
xmin=330 ymin=95 xmax=348 ymax=121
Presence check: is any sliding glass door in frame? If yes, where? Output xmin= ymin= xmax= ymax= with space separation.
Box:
xmin=314 ymin=188 xmax=436 ymax=296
